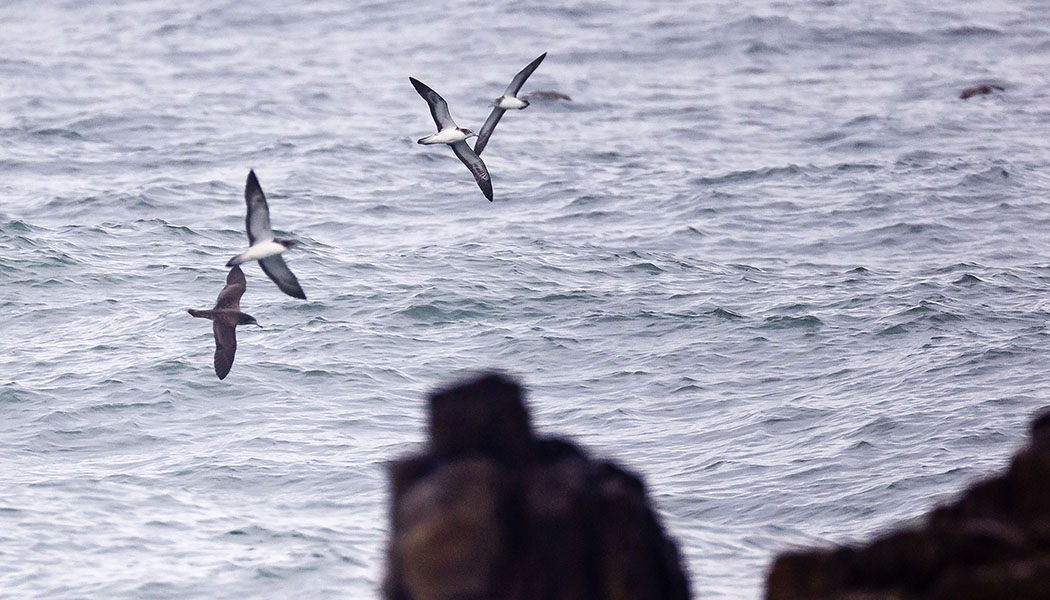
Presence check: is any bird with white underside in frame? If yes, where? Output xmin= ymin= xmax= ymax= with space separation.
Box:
xmin=410 ymin=76 xmax=494 ymax=202
xmin=226 ymin=170 xmax=307 ymax=300
xmin=474 ymin=52 xmax=547 ymax=156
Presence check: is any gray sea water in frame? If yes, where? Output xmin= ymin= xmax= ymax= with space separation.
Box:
xmin=3 ymin=0 xmax=1050 ymax=598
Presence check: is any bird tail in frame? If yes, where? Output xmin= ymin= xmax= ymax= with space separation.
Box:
xmin=226 ymin=252 xmax=246 ymax=267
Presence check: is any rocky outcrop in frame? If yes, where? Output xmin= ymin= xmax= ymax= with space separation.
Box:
xmin=766 ymin=408 xmax=1050 ymax=600
xmin=382 ymin=373 xmax=693 ymax=600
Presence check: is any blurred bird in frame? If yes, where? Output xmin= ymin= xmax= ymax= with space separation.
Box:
xmin=523 ymin=90 xmax=572 ymax=102
xmin=960 ymin=84 xmax=1004 ymax=100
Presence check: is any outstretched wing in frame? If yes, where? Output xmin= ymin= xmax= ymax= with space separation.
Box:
xmin=410 ymin=77 xmax=455 ymax=130
xmin=213 ymin=319 xmax=237 ymax=380
xmin=245 ymin=170 xmax=274 ymax=245
xmin=473 ymin=108 xmax=505 ymax=156
xmin=504 ymin=52 xmax=546 ymax=96
xmin=450 ymin=141 xmax=493 ymax=202
xmin=259 ymin=255 xmax=306 ymax=299
xmin=214 ymin=265 xmax=247 ymax=310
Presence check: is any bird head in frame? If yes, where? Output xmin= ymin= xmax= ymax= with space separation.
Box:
xmin=458 ymin=127 xmax=477 ymax=139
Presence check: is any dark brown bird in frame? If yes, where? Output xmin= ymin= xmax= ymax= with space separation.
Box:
xmin=523 ymin=90 xmax=573 ymax=102
xmin=960 ymin=84 xmax=1004 ymax=100
xmin=188 ymin=265 xmax=259 ymax=380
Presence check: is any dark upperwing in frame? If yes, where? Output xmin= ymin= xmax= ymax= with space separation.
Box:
xmin=214 ymin=265 xmax=247 ymax=310
xmin=505 ymin=52 xmax=547 ymax=97
xmin=245 ymin=170 xmax=274 ymax=245
xmin=473 ymin=107 xmax=505 ymax=156
xmin=212 ymin=318 xmax=238 ymax=380
xmin=259 ymin=255 xmax=307 ymax=299
xmin=450 ymin=141 xmax=493 ymax=201
xmin=410 ymin=77 xmax=455 ymax=131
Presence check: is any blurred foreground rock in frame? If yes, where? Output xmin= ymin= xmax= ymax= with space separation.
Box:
xmin=767 ymin=408 xmax=1050 ymax=600
xmin=383 ymin=373 xmax=692 ymax=600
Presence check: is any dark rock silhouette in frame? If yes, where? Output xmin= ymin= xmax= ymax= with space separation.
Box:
xmin=960 ymin=84 xmax=1004 ymax=99
xmin=383 ymin=373 xmax=693 ymax=600
xmin=766 ymin=407 xmax=1050 ymax=600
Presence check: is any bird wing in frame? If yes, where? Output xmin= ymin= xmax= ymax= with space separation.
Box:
xmin=214 ymin=265 xmax=247 ymax=310
xmin=451 ymin=141 xmax=493 ymax=201
xmin=259 ymin=255 xmax=306 ymax=299
xmin=245 ymin=170 xmax=274 ymax=245
xmin=212 ymin=318 xmax=237 ymax=380
xmin=473 ymin=107 xmax=505 ymax=156
xmin=504 ymin=52 xmax=546 ymax=96
xmin=410 ymin=77 xmax=455 ymax=130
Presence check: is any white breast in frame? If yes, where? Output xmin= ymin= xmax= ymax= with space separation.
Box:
xmin=242 ymin=241 xmax=286 ymax=261
xmin=427 ymin=127 xmax=470 ymax=144
xmin=497 ymin=96 xmax=528 ymax=110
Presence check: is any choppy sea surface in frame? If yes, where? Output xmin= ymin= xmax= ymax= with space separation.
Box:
xmin=3 ymin=1 xmax=1050 ymax=598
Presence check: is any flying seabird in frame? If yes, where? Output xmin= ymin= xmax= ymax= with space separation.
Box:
xmin=960 ymin=84 xmax=1004 ymax=100
xmin=226 ymin=170 xmax=307 ymax=299
xmin=473 ymin=52 xmax=547 ymax=156
xmin=410 ymin=77 xmax=494 ymax=202
xmin=187 ymin=265 xmax=260 ymax=380
xmin=523 ymin=90 xmax=572 ymax=102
